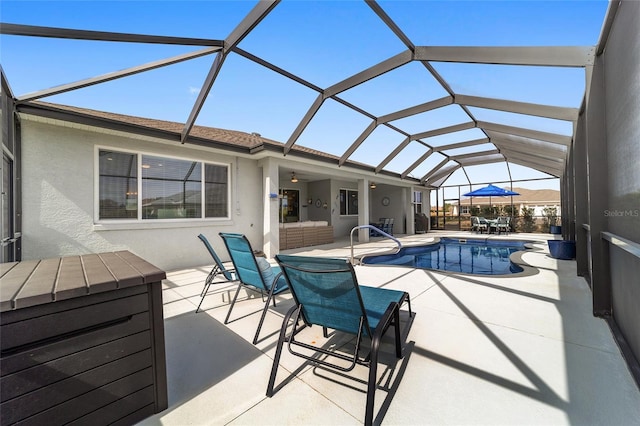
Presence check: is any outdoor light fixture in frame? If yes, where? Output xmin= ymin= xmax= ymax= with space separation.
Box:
xmin=307 ymin=198 xmax=313 ymax=205
xmin=370 ymin=182 xmax=376 ymax=189
xmin=290 ymin=172 xmax=298 ymax=183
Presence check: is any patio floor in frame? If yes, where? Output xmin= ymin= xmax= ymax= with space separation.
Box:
xmin=139 ymin=232 xmax=640 ymax=425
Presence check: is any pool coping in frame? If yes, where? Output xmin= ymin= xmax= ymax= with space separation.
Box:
xmin=358 ymin=236 xmax=546 ymax=278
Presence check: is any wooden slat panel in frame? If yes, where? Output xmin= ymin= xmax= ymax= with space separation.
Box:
xmin=0 ymin=260 xmax=40 ymax=312
xmin=54 ymin=256 xmax=88 ymax=301
xmin=68 ymin=386 xmax=155 ymax=426
xmin=12 ymin=258 xmax=60 ymax=310
xmin=2 ymin=331 xmax=151 ymax=400
xmin=0 ymin=285 xmax=146 ymax=325
xmin=0 ymin=351 xmax=153 ymax=425
xmin=317 ymin=227 xmax=334 ymax=245
xmin=81 ymin=253 xmax=118 ymax=294
xmin=98 ymin=252 xmax=145 ymax=288
xmin=0 ymin=293 xmax=149 ymax=352
xmin=1 ymin=312 xmax=150 ymax=376
xmin=115 ymin=251 xmax=166 ymax=283
xmin=1 ymin=252 xmax=165 ymax=311
xmin=111 ymin=402 xmax=156 ymax=426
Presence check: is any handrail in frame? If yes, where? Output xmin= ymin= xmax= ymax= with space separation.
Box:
xmin=349 ymin=225 xmax=402 ymax=265
xmin=602 ymin=232 xmax=640 ymax=260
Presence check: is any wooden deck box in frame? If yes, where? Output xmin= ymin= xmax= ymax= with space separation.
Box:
xmin=0 ymin=251 xmax=168 ymax=426
xmin=279 ymin=228 xmax=287 ymax=251
xmin=302 ymin=227 xmax=318 ymax=247
xmin=280 ymin=222 xmax=334 ymax=250
xmin=286 ymin=227 xmax=304 ymax=249
xmin=317 ymin=226 xmax=334 ymax=245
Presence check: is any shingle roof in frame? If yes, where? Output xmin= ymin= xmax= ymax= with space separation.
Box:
xmin=29 ymin=101 xmax=376 ymax=171
xmin=456 ymin=187 xmax=560 ymax=205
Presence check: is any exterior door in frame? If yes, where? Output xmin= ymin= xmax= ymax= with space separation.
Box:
xmin=1 ymin=153 xmax=16 ymax=262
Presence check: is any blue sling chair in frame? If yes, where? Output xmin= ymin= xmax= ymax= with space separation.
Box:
xmin=269 ymin=254 xmax=413 ymax=426
xmin=195 ymin=233 xmax=238 ymax=313
xmin=219 ymin=233 xmax=289 ymax=345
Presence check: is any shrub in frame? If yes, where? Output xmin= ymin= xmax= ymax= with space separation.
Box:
xmin=519 ymin=207 xmax=537 ymax=232
xmin=542 ymin=206 xmax=558 ymax=232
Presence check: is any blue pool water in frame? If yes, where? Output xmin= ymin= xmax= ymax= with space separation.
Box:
xmin=362 ymin=237 xmax=530 ymax=275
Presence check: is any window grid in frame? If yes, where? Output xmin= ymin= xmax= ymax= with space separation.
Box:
xmin=98 ymin=149 xmax=229 ymax=221
xmin=339 ymin=189 xmax=359 ymax=216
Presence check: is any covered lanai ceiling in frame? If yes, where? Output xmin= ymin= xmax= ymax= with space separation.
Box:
xmin=0 ymin=0 xmax=610 ymax=187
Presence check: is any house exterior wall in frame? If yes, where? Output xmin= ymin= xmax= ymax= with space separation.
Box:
xmin=307 ymin=180 xmax=332 ymax=223
xmin=370 ymin=185 xmax=406 ymax=234
xmin=20 ymin=116 xmax=264 ymax=271
xmin=331 ymin=179 xmax=359 ymax=237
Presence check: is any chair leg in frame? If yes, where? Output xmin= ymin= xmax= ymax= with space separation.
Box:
xmin=224 ymin=282 xmax=244 ymax=324
xmin=253 ymin=284 xmax=278 ymax=344
xmin=195 ymin=291 xmax=208 ymax=313
xmin=267 ymin=305 xmax=299 ymax=397
xmin=405 ymin=295 xmax=413 ymax=318
xmin=202 ymin=265 xmax=221 ymax=296
xmin=196 ymin=271 xmax=216 ymax=313
xmin=365 ymin=333 xmax=381 ymax=426
xmin=393 ymin=306 xmax=402 ymax=358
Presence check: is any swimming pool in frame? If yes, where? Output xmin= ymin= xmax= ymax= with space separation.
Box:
xmin=361 ymin=237 xmax=530 ymax=275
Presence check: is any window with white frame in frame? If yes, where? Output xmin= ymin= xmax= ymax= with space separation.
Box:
xmin=339 ymin=189 xmax=358 ymax=216
xmin=98 ymin=149 xmax=229 ymax=220
xmin=412 ymin=190 xmax=423 ymax=214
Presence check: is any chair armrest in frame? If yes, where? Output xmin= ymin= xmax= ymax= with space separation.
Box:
xmin=372 ymin=301 xmax=401 ymax=341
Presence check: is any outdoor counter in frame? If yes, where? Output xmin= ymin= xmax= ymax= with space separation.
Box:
xmin=0 ymin=251 xmax=168 ymax=425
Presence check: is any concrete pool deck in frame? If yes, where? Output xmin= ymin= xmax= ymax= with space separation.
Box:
xmin=139 ymin=231 xmax=640 ymax=425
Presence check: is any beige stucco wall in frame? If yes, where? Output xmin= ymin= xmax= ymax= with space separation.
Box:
xmin=20 ymin=116 xmax=264 ymax=271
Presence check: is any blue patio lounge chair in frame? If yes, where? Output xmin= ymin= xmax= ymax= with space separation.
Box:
xmin=219 ymin=233 xmax=289 ymax=344
xmin=195 ymin=233 xmax=237 ymax=313
xmin=269 ymin=254 xmax=413 ymax=426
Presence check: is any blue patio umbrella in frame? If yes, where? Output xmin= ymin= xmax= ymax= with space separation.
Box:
xmin=463 ymin=184 xmax=520 ymax=217
xmin=463 ymin=184 xmax=520 ymax=198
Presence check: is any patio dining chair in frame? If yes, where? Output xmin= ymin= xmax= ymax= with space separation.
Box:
xmin=496 ymin=216 xmax=510 ymax=234
xmin=195 ymin=233 xmax=237 ymax=313
xmin=471 ymin=216 xmax=488 ymax=233
xmin=381 ymin=218 xmax=392 ymax=235
xmin=219 ymin=233 xmax=289 ymax=344
xmin=269 ymin=254 xmax=413 ymax=426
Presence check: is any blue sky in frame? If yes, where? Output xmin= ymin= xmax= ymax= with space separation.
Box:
xmin=1 ymin=1 xmax=610 ymax=191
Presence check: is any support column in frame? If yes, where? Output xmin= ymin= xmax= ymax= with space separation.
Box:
xmin=406 ymin=187 xmax=415 ymax=235
xmin=585 ymin=57 xmax=611 ymax=316
xmin=261 ymin=158 xmax=280 ymax=258
xmin=426 ymin=189 xmax=432 ymax=232
xmin=574 ymin=113 xmax=590 ymax=279
xmin=564 ymin=147 xmax=576 ymax=241
xmin=357 ymin=179 xmax=370 ymax=243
